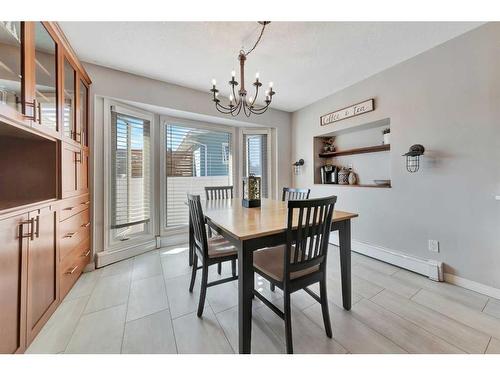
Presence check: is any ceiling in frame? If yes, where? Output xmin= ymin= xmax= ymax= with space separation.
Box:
xmin=59 ymin=22 xmax=483 ymax=112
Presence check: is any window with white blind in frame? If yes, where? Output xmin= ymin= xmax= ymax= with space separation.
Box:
xmin=109 ymin=109 xmax=152 ymax=242
xmin=243 ymin=132 xmax=270 ymax=198
xmin=164 ymin=122 xmax=233 ymax=228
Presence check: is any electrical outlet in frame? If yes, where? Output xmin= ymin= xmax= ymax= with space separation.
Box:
xmin=428 ymin=240 xmax=439 ymax=253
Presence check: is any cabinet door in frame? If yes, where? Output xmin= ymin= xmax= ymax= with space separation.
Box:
xmin=0 ymin=22 xmax=24 ymax=116
xmin=61 ymin=142 xmax=79 ymax=198
xmin=33 ymin=22 xmax=58 ymax=135
xmin=26 ymin=206 xmax=58 ymax=344
xmin=0 ymin=213 xmax=29 ymax=354
xmin=77 ymin=79 xmax=89 ymax=147
xmin=63 ymin=58 xmax=76 ymax=141
xmin=78 ymin=148 xmax=89 ymax=193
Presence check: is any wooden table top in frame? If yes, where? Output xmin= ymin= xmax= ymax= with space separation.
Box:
xmin=203 ymin=198 xmax=358 ymax=241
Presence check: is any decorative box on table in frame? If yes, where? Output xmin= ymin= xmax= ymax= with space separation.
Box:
xmin=242 ymin=175 xmax=261 ymax=208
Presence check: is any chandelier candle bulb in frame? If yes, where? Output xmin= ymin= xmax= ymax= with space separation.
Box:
xmin=255 ymin=72 xmax=260 ymax=80
xmin=211 ymin=78 xmax=216 ymax=86
xmin=269 ymin=81 xmax=273 ymax=88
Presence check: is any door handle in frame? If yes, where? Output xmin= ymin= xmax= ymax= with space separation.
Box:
xmin=19 ymin=218 xmax=35 ymax=240
xmin=63 ymin=206 xmax=74 ymax=211
xmin=34 ymin=215 xmax=40 ymax=238
xmin=64 ymin=232 xmax=77 ymax=238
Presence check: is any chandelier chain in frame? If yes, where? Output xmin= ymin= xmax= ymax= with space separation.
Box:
xmin=242 ymin=22 xmax=267 ymax=56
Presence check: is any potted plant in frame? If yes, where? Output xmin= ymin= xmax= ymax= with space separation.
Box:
xmin=323 ymin=137 xmax=335 ymax=152
xmin=382 ymin=128 xmax=390 ymax=145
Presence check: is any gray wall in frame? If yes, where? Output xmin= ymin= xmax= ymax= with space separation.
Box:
xmin=86 ymin=63 xmax=292 ymax=253
xmin=291 ymin=23 xmax=500 ymax=288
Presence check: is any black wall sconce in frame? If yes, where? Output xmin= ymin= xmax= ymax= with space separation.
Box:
xmin=293 ymin=159 xmax=305 ymax=175
xmin=403 ymin=144 xmax=425 ymax=173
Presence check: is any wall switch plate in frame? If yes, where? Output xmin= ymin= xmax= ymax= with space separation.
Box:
xmin=428 ymin=239 xmax=440 ymax=253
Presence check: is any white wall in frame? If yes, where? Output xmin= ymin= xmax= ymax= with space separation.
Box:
xmin=292 ymin=23 xmax=500 ymax=288
xmin=86 ymin=63 xmax=292 ymax=254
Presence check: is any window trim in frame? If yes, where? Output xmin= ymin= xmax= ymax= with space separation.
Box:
xmin=239 ymin=127 xmax=274 ymax=199
xmin=103 ymin=98 xmax=156 ymax=251
xmin=159 ymin=115 xmax=236 ymax=236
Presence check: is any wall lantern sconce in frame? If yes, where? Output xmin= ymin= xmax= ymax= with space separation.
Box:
xmin=403 ymin=144 xmax=425 ymax=173
xmin=293 ymin=159 xmax=305 ymax=175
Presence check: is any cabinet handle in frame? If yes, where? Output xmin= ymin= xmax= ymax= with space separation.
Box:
xmin=34 ymin=215 xmax=40 ymax=238
xmin=81 ymin=201 xmax=90 ymax=206
xmin=63 ymin=206 xmax=74 ymax=211
xmin=81 ymin=222 xmax=91 ymax=228
xmin=19 ymin=218 xmax=35 ymax=240
xmin=64 ymin=232 xmax=77 ymax=238
xmin=75 ymin=151 xmax=82 ymax=163
xmin=82 ymin=249 xmax=91 ymax=257
xmin=21 ymin=99 xmax=37 ymax=122
xmin=37 ymin=101 xmax=42 ymax=125
xmin=65 ymin=265 xmax=79 ymax=275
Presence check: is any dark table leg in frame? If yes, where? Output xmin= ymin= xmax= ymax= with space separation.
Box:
xmin=238 ymin=240 xmax=254 ymax=354
xmin=338 ymin=219 xmax=352 ymax=310
xmin=188 ymin=214 xmax=194 ymax=266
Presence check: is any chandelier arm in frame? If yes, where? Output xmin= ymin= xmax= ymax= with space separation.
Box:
xmin=234 ymin=99 xmax=244 ymax=116
xmin=216 ymin=101 xmax=235 ymax=112
xmin=230 ymin=100 xmax=242 ymax=117
xmin=215 ymin=102 xmax=236 ymax=114
xmin=249 ymin=103 xmax=270 ymax=114
xmin=244 ymin=23 xmax=267 ymax=56
xmin=248 ymin=84 xmax=259 ymax=107
xmin=242 ymin=101 xmax=251 ymax=117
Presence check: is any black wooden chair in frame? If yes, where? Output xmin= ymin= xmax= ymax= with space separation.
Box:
xmin=187 ymin=194 xmax=238 ymax=317
xmin=204 ymin=185 xmax=234 ymax=275
xmin=252 ymin=195 xmax=337 ymax=354
xmin=282 ymin=187 xmax=311 ymax=201
xmin=205 ymin=185 xmax=234 ymax=200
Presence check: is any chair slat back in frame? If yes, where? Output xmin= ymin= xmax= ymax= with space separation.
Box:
xmin=284 ymin=195 xmax=337 ymax=279
xmin=187 ymin=194 xmax=209 ymax=259
xmin=205 ymin=186 xmax=234 ymax=200
xmin=282 ymin=187 xmax=311 ymax=201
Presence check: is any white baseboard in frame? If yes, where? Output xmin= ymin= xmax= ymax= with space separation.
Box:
xmin=444 ymin=273 xmax=500 ymax=300
xmin=329 ymin=234 xmax=443 ymax=281
xmin=96 ymin=240 xmax=156 ymax=268
xmin=160 ymin=232 xmax=188 ymax=248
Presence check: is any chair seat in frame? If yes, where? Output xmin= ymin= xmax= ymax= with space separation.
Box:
xmin=253 ymin=245 xmax=319 ymax=282
xmin=207 ymin=236 xmax=238 ymax=258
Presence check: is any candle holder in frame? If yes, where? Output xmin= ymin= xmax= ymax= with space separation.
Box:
xmin=242 ymin=175 xmax=261 ymax=208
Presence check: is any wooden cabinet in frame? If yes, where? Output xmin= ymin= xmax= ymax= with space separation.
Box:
xmin=0 ymin=213 xmax=28 ymax=354
xmin=26 ymin=206 xmax=59 ymax=344
xmin=0 ymin=21 xmax=91 ymax=353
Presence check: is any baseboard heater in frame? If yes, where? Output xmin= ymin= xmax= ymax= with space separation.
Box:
xmin=329 ymin=233 xmax=444 ymax=281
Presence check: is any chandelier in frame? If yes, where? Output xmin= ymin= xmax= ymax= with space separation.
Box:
xmin=210 ymin=21 xmax=276 ymax=117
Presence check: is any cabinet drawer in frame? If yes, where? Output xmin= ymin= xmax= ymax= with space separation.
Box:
xmin=60 ymin=237 xmax=91 ymax=299
xmin=59 ymin=195 xmax=90 ymax=222
xmin=59 ymin=209 xmax=90 ymax=261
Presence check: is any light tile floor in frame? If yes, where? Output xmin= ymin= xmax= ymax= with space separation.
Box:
xmin=26 ymin=245 xmax=500 ymax=354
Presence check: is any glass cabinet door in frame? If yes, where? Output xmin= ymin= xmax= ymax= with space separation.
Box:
xmin=34 ymin=22 xmax=57 ymax=131
xmin=63 ymin=59 xmax=76 ymax=140
xmin=78 ymin=79 xmax=88 ymax=146
xmin=0 ymin=22 xmax=23 ymax=113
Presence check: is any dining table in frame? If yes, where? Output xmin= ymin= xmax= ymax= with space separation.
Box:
xmin=188 ymin=198 xmax=358 ymax=354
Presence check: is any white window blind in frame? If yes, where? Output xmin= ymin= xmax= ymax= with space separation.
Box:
xmin=165 ymin=124 xmax=232 ymax=227
xmin=111 ymin=111 xmax=151 ymax=230
xmin=243 ymin=133 xmax=268 ymax=198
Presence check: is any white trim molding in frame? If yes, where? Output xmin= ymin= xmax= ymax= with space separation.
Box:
xmin=329 ymin=234 xmax=443 ymax=281
xmin=444 ymin=273 xmax=500 ymax=300
xmin=96 ymin=239 xmax=157 ymax=268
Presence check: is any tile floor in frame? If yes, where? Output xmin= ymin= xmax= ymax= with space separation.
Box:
xmin=26 ymin=244 xmax=500 ymax=354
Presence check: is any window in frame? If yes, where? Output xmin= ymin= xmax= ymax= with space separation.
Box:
xmin=109 ymin=108 xmax=152 ymax=242
xmin=164 ymin=122 xmax=233 ymax=227
xmin=243 ymin=132 xmax=269 ymax=198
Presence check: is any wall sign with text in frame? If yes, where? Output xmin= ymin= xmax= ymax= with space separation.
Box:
xmin=320 ymin=99 xmax=374 ymax=126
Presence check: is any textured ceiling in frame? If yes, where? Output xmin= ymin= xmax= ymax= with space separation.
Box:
xmin=59 ymin=21 xmax=483 ymax=112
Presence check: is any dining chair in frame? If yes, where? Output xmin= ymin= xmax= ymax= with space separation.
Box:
xmin=282 ymin=187 xmax=311 ymax=201
xmin=205 ymin=185 xmax=234 ymax=200
xmin=204 ymin=185 xmax=234 ymax=274
xmin=187 ymin=194 xmax=238 ymax=317
xmin=252 ymin=195 xmax=337 ymax=354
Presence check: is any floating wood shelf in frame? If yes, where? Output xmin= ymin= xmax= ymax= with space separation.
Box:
xmin=319 ymin=144 xmax=390 ymax=158
xmin=314 ymin=183 xmax=391 ymax=188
